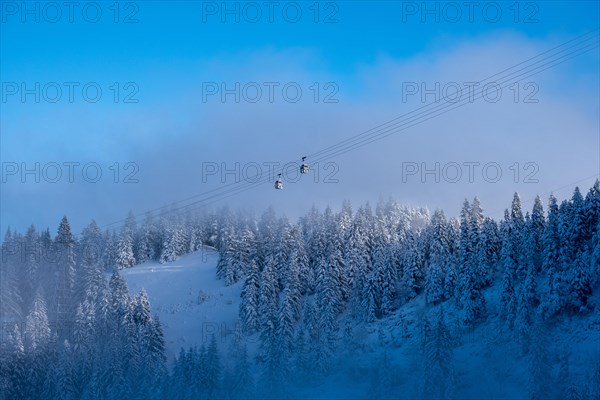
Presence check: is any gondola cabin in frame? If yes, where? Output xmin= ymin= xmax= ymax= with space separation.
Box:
xmin=274 ymin=174 xmax=283 ymax=190
xmin=300 ymin=156 xmax=309 ymax=174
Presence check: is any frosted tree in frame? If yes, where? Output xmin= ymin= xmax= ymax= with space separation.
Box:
xmin=137 ymin=212 xmax=157 ymax=263
xmin=54 ymin=341 xmax=78 ymax=400
xmin=519 ymin=213 xmax=536 ymax=283
xmin=541 ymin=194 xmax=562 ymax=317
xmin=457 ymin=199 xmax=487 ymax=323
xmin=257 ymin=206 xmax=279 ymax=266
xmin=275 ymin=282 xmax=297 ymax=378
xmin=567 ymin=249 xmax=592 ymax=312
xmin=239 ymin=227 xmax=257 ymax=277
xmin=73 ymin=299 xmax=96 ymax=355
xmin=146 ymin=316 xmax=168 ymax=391
xmin=324 ymin=213 xmax=348 ymax=306
xmin=425 ymin=210 xmax=450 ymax=305
xmin=1 ymin=324 xmax=26 ymax=399
xmin=400 ymin=231 xmax=424 ymax=300
xmin=557 ymin=200 xmax=573 ymax=272
xmin=456 ymin=199 xmax=473 ymax=304
xmin=107 ymin=268 xmax=131 ymax=330
xmin=360 ymin=241 xmax=388 ymax=321
xmin=240 ymin=259 xmax=260 ymax=333
xmin=510 ymin=193 xmax=525 ymax=247
xmin=116 ymin=227 xmax=136 ymax=269
xmin=102 ymin=231 xmax=118 ymax=271
xmin=362 ymin=272 xmax=379 ymax=323
xmin=223 ymin=227 xmax=254 ymax=286
xmin=257 ymin=254 xmax=280 ymax=380
xmin=24 ymin=289 xmax=51 ymax=351
xmin=159 ymin=225 xmax=185 ymax=264
xmin=500 ymin=210 xmax=517 ymax=327
xmin=72 ymin=299 xmax=96 ymax=393
xmin=284 ymin=249 xmax=303 ymax=320
xmin=183 ymin=211 xmax=202 ymax=254
xmin=345 ymin=212 xmax=372 ymax=314
xmin=273 ymin=217 xmax=293 ymax=285
xmin=216 ymin=225 xmax=240 ymax=285
xmin=515 ymin=263 xmax=538 ymax=349
xmin=381 ymin=246 xmax=397 ymax=316
xmin=477 ymin=217 xmax=500 ymax=284
xmin=76 ymin=220 xmax=104 ymax=299
xmin=421 ymin=307 xmax=455 ymax=400
xmin=0 ymin=228 xmax=22 ymax=321
xmin=316 ymin=241 xmax=344 ymax=356
xmin=469 ymin=197 xmax=486 ymax=284
xmin=55 ymin=216 xmax=76 ymax=323
xmin=288 ymin=228 xmax=310 ymax=298
xmin=570 ymin=187 xmax=587 ymax=250
xmin=530 ymin=196 xmax=546 ymax=272
xmin=18 ymin=225 xmax=40 ymax=312
xmin=592 ymin=220 xmax=600 ymax=287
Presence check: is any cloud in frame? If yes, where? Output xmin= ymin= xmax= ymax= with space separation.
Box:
xmin=2 ymin=31 xmax=598 ymax=234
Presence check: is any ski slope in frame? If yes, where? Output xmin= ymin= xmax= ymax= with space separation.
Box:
xmin=121 ymin=247 xmax=243 ymax=363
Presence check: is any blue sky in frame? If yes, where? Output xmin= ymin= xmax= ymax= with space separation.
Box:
xmin=1 ymin=1 xmax=599 ymax=234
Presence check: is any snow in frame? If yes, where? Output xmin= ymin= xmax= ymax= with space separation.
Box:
xmin=121 ymin=246 xmax=243 ymax=363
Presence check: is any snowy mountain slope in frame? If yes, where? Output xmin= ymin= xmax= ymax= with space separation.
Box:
xmin=120 ymin=247 xmax=600 ymax=399
xmin=121 ymin=246 xmax=243 ymax=363
xmin=342 ymin=278 xmax=600 ymax=400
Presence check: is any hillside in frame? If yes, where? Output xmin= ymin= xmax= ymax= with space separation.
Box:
xmin=122 ymin=247 xmax=600 ymax=399
xmin=122 ymin=247 xmax=243 ymax=363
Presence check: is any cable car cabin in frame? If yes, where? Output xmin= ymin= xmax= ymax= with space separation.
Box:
xmin=300 ymin=157 xmax=309 ymax=174
xmin=274 ymin=174 xmax=283 ymax=190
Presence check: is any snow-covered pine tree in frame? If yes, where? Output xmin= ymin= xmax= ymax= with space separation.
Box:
xmin=500 ymin=210 xmax=517 ymax=328
xmin=425 ymin=210 xmax=450 ymax=305
xmin=456 ymin=199 xmax=472 ymax=305
xmin=239 ymin=258 xmax=260 ymax=333
xmin=275 ymin=281 xmax=297 ymax=378
xmin=136 ymin=212 xmax=157 ymax=263
xmin=23 ymin=288 xmax=51 ymax=352
xmin=421 ymin=307 xmax=455 ymax=400
xmin=570 ymin=187 xmax=587 ymax=251
xmin=1 ymin=323 xmax=26 ymax=399
xmin=115 ymin=226 xmax=136 ymax=269
xmin=257 ymin=254 xmax=280 ymax=380
xmin=55 ymin=216 xmax=76 ymax=324
xmin=541 ymin=194 xmax=562 ymax=317
xmin=381 ymin=245 xmax=397 ymax=316
xmin=0 ymin=228 xmax=22 ymax=322
xmin=584 ymin=180 xmax=600 ymax=246
xmin=17 ymin=225 xmax=40 ymax=313
xmin=400 ymin=231 xmax=424 ymax=300
xmin=567 ymin=248 xmax=592 ymax=313
xmin=515 ymin=260 xmax=538 ymax=350
xmin=592 ymin=220 xmax=600 ymax=287
xmin=460 ymin=199 xmax=487 ymax=324
xmin=530 ymin=196 xmax=546 ymax=273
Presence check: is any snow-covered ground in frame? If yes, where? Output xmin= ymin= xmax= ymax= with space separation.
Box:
xmin=122 ymin=247 xmax=243 ymax=363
